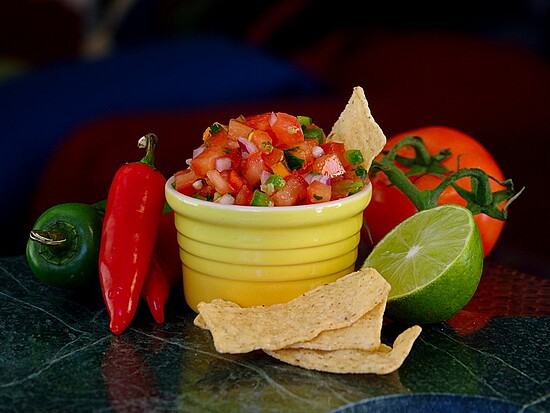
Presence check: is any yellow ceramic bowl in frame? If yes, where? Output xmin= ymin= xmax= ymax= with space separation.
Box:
xmin=165 ymin=177 xmax=372 ymax=312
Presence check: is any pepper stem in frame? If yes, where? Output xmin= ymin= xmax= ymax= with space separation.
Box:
xmin=138 ymin=133 xmax=158 ymax=169
xmin=29 ymin=230 xmax=67 ymax=246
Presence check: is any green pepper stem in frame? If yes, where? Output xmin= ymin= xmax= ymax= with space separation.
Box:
xmin=138 ymin=133 xmax=158 ymax=169
xmin=29 ymin=230 xmax=66 ymax=246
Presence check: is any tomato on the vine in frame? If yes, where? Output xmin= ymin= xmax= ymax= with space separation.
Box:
xmin=364 ymin=125 xmax=507 ymax=257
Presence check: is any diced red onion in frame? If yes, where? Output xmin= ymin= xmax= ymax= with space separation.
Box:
xmin=312 ymin=145 xmax=324 ymax=158
xmin=192 ymin=180 xmax=203 ymax=190
xmin=185 ymin=158 xmax=192 ymax=166
xmin=193 ymin=146 xmax=205 ymax=158
xmin=304 ymin=173 xmax=331 ymax=186
xmin=268 ymin=111 xmax=277 ymax=126
xmin=216 ymin=193 xmax=235 ymax=205
xmin=237 ymin=136 xmax=258 ymax=154
xmin=215 ymin=157 xmax=232 ymax=172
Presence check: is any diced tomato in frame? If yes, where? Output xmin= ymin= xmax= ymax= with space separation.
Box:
xmin=174 ymin=168 xmax=198 ymax=196
xmin=228 ymin=118 xmax=253 ymax=141
xmin=271 ymin=112 xmax=304 ymax=149
xmin=235 ymin=184 xmax=253 ymax=205
xmin=205 ymin=128 xmax=229 ymax=148
xmin=284 ymin=139 xmax=316 ymax=172
xmin=306 ymin=180 xmax=332 ymax=204
xmin=205 ymin=169 xmax=233 ymax=195
xmin=244 ymin=113 xmax=275 ymax=135
xmin=191 ymin=146 xmax=228 ymax=177
xmin=272 ymin=172 xmax=308 ymax=206
xmin=270 ymin=161 xmax=291 ymax=179
xmin=225 ymin=148 xmax=243 ymax=174
xmin=242 ymin=151 xmax=267 ymax=187
xmin=249 ymin=129 xmax=273 ymax=153
xmin=227 ymin=169 xmax=244 ymax=192
xmin=321 ymin=141 xmax=345 ymax=156
xmin=263 ymin=147 xmax=284 ymax=166
xmin=312 ymin=154 xmax=346 ymax=178
xmin=197 ymin=182 xmax=214 ymax=200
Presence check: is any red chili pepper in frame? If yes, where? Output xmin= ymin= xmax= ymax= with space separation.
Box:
xmin=99 ymin=133 xmax=166 ymax=335
xmin=140 ymin=210 xmax=182 ymax=323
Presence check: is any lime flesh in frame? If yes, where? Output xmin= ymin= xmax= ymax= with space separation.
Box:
xmin=362 ymin=204 xmax=484 ymax=324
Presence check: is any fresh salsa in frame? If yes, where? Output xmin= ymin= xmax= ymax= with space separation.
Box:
xmin=173 ymin=112 xmax=368 ymax=206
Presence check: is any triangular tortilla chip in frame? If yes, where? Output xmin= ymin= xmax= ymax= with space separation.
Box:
xmin=328 ymin=86 xmax=386 ymax=171
xmin=194 ymin=268 xmax=390 ymax=354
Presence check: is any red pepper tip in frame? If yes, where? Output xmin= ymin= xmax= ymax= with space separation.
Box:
xmin=147 ymin=298 xmax=165 ymax=324
xmin=109 ymin=319 xmax=130 ymax=336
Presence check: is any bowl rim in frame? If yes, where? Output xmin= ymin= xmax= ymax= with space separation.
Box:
xmin=165 ymin=176 xmax=372 ymax=212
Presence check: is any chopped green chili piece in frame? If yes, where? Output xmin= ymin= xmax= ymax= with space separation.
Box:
xmin=304 ymin=127 xmax=324 ymax=145
xmin=284 ymin=150 xmax=305 ymax=170
xmin=209 ymin=122 xmax=223 ymax=135
xmin=265 ymin=174 xmax=286 ymax=188
xmin=354 ymin=166 xmax=368 ymax=179
xmin=193 ymin=194 xmax=208 ymax=201
xmin=313 ymin=194 xmax=323 ymax=200
xmin=250 ymin=190 xmax=274 ymax=207
xmin=345 ymin=149 xmax=364 ymax=165
xmin=333 ymin=180 xmax=364 ymax=196
xmin=347 ymin=181 xmax=364 ymax=195
xmin=297 ymin=115 xmax=313 ymax=127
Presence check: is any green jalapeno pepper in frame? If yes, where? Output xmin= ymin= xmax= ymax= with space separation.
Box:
xmin=26 ymin=202 xmax=105 ymax=289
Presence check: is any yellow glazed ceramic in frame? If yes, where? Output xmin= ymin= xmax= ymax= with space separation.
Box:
xmin=165 ymin=177 xmax=372 ymax=312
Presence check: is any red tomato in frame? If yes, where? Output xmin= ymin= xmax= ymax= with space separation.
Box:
xmin=242 ymin=151 xmax=267 ymax=187
xmin=271 ymin=112 xmax=305 ymax=148
xmin=205 ymin=128 xmax=229 ymax=148
xmin=272 ymin=172 xmax=308 ymax=206
xmin=364 ymin=126 xmax=507 ymax=257
xmin=249 ymin=130 xmax=273 ymax=153
xmin=191 ymin=146 xmax=227 ymax=177
xmin=205 ymin=169 xmax=233 ymax=195
xmin=312 ymin=154 xmax=346 ymax=178
xmin=228 ymin=118 xmax=253 ymax=141
xmin=306 ymin=180 xmax=331 ymax=203
xmin=173 ymin=168 xmax=197 ymax=196
xmin=244 ymin=113 xmax=273 ymax=132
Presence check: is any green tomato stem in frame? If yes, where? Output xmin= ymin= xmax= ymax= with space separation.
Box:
xmin=371 ymin=136 xmax=521 ymax=220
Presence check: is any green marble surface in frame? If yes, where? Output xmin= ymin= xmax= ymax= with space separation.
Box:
xmin=1 ymin=255 xmax=549 ymax=412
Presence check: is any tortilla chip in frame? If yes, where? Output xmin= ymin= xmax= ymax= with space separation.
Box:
xmin=264 ymin=325 xmax=422 ymax=375
xmin=194 ymin=268 xmax=390 ymax=354
xmin=327 ymin=86 xmax=386 ymax=171
xmin=287 ymin=301 xmax=386 ymax=351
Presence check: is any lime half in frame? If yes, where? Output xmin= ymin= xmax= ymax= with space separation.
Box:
xmin=362 ymin=204 xmax=484 ymax=324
